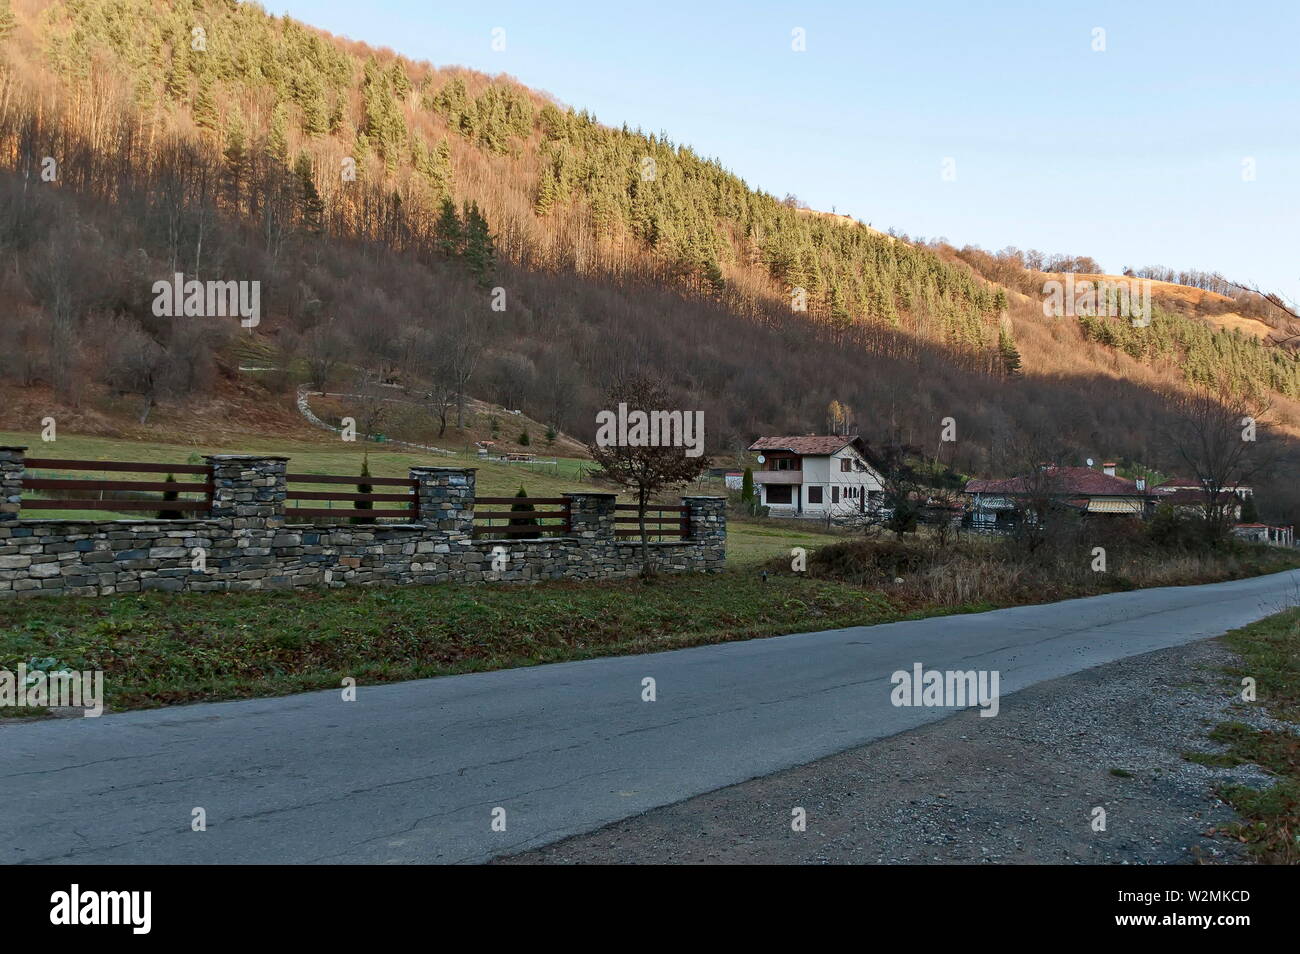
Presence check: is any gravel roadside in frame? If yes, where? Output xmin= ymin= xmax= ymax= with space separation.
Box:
xmin=498 ymin=637 xmax=1280 ymax=864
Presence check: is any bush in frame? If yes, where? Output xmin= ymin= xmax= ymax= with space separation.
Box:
xmin=1147 ymin=503 xmax=1208 ymax=550
xmin=156 ymin=473 xmax=183 ymax=520
xmin=808 ymin=538 xmax=929 ymax=585
xmin=352 ymin=457 xmax=373 ymax=525
xmin=508 ymin=485 xmax=540 ymax=539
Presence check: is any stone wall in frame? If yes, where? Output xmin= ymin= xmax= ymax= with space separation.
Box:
xmin=0 ymin=449 xmax=725 ymax=599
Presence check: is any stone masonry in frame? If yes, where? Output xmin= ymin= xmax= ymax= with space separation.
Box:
xmin=0 ymin=450 xmax=725 ymax=599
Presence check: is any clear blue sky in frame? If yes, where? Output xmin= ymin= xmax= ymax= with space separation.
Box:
xmin=274 ymin=0 xmax=1300 ymax=305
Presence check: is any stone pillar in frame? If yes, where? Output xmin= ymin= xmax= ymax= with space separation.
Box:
xmin=411 ymin=467 xmax=476 ymax=540
xmin=563 ymin=492 xmax=617 ymax=541
xmin=683 ymin=496 xmax=727 ymax=546
xmin=0 ymin=446 xmax=26 ymax=524
xmin=205 ymin=455 xmax=288 ymax=528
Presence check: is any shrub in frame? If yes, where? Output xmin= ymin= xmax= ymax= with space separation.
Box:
xmin=508 ymin=485 xmax=540 ymax=539
xmin=352 ymin=456 xmax=373 ymax=524
xmin=157 ymin=473 xmax=183 ymax=520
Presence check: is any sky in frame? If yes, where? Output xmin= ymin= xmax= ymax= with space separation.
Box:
xmin=272 ymin=0 xmax=1300 ymax=305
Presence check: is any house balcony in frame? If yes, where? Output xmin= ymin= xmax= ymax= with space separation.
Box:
xmin=753 ymin=471 xmax=803 ymax=484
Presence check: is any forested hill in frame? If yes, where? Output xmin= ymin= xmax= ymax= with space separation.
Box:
xmin=0 ymin=0 xmax=1297 ymax=516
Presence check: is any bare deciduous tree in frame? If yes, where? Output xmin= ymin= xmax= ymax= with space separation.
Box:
xmin=302 ymin=322 xmax=348 ymax=391
xmin=587 ymin=374 xmax=708 ymax=576
xmin=1164 ymin=387 xmax=1277 ymax=543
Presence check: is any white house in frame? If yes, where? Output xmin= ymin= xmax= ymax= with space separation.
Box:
xmin=748 ymin=435 xmax=884 ymax=518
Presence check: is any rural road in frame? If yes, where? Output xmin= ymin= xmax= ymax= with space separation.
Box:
xmin=2 ymin=569 xmax=1297 ymax=865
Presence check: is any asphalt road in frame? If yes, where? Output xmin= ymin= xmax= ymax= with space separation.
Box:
xmin=2 ymin=569 xmax=1296 ymax=864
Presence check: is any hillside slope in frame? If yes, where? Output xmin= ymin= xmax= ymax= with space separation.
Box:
xmin=0 ymin=0 xmax=1296 ymax=519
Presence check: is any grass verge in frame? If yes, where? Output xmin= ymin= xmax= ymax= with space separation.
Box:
xmin=2 ymin=524 xmax=1295 ymax=719
xmin=1199 ymin=607 xmax=1300 ymax=863
xmin=0 ymin=573 xmax=894 ymax=711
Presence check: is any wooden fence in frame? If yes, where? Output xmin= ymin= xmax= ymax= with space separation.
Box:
xmin=472 ymin=497 xmax=569 ymax=538
xmin=20 ymin=458 xmax=213 ymax=515
xmin=17 ymin=459 xmax=691 ymax=539
xmin=283 ymin=471 xmax=418 ymax=522
xmin=615 ymin=504 xmax=688 ymax=540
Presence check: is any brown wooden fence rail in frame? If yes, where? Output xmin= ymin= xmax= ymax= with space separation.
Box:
xmin=283 ymin=472 xmax=418 ymax=521
xmin=473 ymin=497 xmax=570 ymax=538
xmin=20 ymin=458 xmax=213 ymax=515
xmin=614 ymin=504 xmax=689 ymax=539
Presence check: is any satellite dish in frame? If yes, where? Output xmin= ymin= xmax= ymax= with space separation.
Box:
xmin=1086 ymin=458 xmax=1094 ymax=467
xmin=756 ymin=454 xmax=766 ymax=464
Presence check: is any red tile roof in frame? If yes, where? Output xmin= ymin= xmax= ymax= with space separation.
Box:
xmin=966 ymin=466 xmax=1145 ymax=497
xmin=749 ymin=435 xmax=864 ymax=456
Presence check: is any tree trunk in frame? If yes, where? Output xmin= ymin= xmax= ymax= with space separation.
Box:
xmin=638 ymin=485 xmax=653 ymax=577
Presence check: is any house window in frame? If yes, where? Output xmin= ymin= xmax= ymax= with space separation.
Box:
xmin=766 ymin=485 xmax=793 ymax=505
xmin=832 ymin=486 xmax=840 ymax=503
xmin=808 ymin=486 xmax=823 ymax=504
xmin=840 ymin=458 xmax=851 ymax=472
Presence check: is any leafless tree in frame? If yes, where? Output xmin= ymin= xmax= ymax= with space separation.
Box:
xmin=350 ymin=370 xmax=391 ymax=441
xmin=446 ymin=311 xmax=486 ymax=429
xmin=302 ymin=322 xmax=348 ymax=391
xmin=1164 ymin=387 xmax=1277 ymax=542
xmin=99 ymin=318 xmax=167 ymax=423
xmin=587 ymin=374 xmax=708 ymax=576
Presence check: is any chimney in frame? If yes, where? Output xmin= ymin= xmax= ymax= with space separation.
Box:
xmin=1102 ymin=462 xmax=1116 ymax=477
xmin=1136 ymin=478 xmax=1146 ymax=492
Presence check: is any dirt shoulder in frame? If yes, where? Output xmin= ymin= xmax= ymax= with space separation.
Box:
xmin=499 ymin=638 xmax=1280 ymax=865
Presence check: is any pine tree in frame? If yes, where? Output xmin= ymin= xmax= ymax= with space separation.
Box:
xmin=222 ymin=108 xmax=248 ymax=210
xmin=998 ymin=323 xmax=1022 ymax=377
xmin=165 ymin=32 xmax=190 ymax=100
xmin=352 ymin=456 xmax=373 ymax=524
xmin=388 ymin=60 xmax=411 ymax=98
xmin=267 ymin=102 xmax=289 ymax=162
xmin=509 ymin=485 xmax=540 ymax=539
xmin=434 ymin=198 xmax=464 ymax=257
xmin=352 ymin=129 xmax=371 ymax=177
xmin=534 ymin=171 xmax=558 ymax=216
xmin=294 ymin=152 xmax=324 ymax=235
xmin=193 ymin=74 xmax=218 ymax=131
xmin=299 ymin=72 xmax=328 ymax=137
xmin=0 ymin=0 xmax=17 ymax=45
xmin=741 ymin=467 xmax=754 ymax=504
xmin=463 ymin=201 xmax=495 ymax=285
xmin=157 ymin=474 xmax=184 ymax=520
xmin=328 ymin=95 xmax=346 ymax=134
xmin=433 ymin=138 xmax=455 ymax=194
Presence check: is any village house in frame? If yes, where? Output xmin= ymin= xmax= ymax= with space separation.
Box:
xmin=1233 ymin=523 xmax=1295 ymax=546
xmin=748 ymin=435 xmax=884 ymax=518
xmin=964 ymin=462 xmax=1148 ymax=530
xmin=1150 ymin=476 xmax=1251 ymax=520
